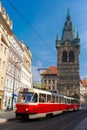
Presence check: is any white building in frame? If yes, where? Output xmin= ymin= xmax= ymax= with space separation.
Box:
xmin=0 ymin=2 xmax=32 ymax=110
xmin=4 ymin=35 xmax=23 ymax=109
xmin=20 ymin=42 xmax=32 ymax=89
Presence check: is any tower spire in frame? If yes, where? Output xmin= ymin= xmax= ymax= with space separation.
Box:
xmin=77 ymin=31 xmax=79 ymax=39
xmin=56 ymin=33 xmax=58 ymax=40
xmin=66 ymin=8 xmax=70 ymax=21
xmin=62 ymin=9 xmax=74 ymax=41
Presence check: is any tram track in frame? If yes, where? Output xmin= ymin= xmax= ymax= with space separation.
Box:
xmin=0 ymin=110 xmax=86 ymax=130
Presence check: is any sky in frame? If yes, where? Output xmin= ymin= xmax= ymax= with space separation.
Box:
xmin=1 ymin=0 xmax=87 ymax=82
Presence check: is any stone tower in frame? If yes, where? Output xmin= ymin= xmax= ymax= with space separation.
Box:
xmin=56 ymin=9 xmax=80 ymax=98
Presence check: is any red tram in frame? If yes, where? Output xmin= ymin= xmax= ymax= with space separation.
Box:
xmin=15 ymin=87 xmax=80 ymax=119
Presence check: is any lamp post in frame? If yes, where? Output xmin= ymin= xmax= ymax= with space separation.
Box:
xmin=37 ymin=68 xmax=47 ymax=89
xmin=11 ymin=61 xmax=21 ymax=110
xmin=11 ymin=60 xmax=28 ymax=110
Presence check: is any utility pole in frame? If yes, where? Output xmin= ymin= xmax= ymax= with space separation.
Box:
xmin=11 ymin=61 xmax=21 ymax=110
xmin=37 ymin=68 xmax=47 ymax=89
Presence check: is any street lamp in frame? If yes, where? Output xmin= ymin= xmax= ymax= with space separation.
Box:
xmin=11 ymin=60 xmax=28 ymax=110
xmin=37 ymin=68 xmax=47 ymax=89
xmin=11 ymin=61 xmax=20 ymax=110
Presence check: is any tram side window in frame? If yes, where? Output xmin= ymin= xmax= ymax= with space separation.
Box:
xmin=76 ymin=100 xmax=80 ymax=104
xmin=71 ymin=99 xmax=80 ymax=104
xmin=39 ymin=94 xmax=46 ymax=102
xmin=61 ymin=98 xmax=66 ymax=103
xmin=64 ymin=98 xmax=66 ymax=103
xmin=51 ymin=96 xmax=55 ymax=103
xmin=47 ymin=95 xmax=51 ymax=102
xmin=55 ymin=96 xmax=58 ymax=103
xmin=61 ymin=97 xmax=65 ymax=103
xmin=59 ymin=97 xmax=61 ymax=103
xmin=66 ymin=99 xmax=71 ymax=104
xmin=47 ymin=95 xmax=55 ymax=103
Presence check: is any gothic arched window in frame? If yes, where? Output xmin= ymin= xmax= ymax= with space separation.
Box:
xmin=69 ymin=50 xmax=75 ymax=62
xmin=62 ymin=51 xmax=67 ymax=62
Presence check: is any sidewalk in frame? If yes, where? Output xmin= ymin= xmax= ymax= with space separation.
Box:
xmin=0 ymin=110 xmax=15 ymax=123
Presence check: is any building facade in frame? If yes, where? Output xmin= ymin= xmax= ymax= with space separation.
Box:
xmin=0 ymin=26 xmax=10 ymax=109
xmin=4 ymin=34 xmax=23 ymax=109
xmin=0 ymin=2 xmax=32 ymax=109
xmin=41 ymin=66 xmax=57 ymax=92
xmin=56 ymin=9 xmax=80 ymax=98
xmin=80 ymin=79 xmax=87 ymax=106
xmin=0 ymin=1 xmax=13 ymax=110
xmin=21 ymin=42 xmax=32 ymax=89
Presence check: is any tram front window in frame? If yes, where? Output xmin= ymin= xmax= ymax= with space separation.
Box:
xmin=17 ymin=92 xmax=38 ymax=103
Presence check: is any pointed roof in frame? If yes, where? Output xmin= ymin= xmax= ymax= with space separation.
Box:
xmin=82 ymin=79 xmax=87 ymax=87
xmin=76 ymin=31 xmax=79 ymax=39
xmin=42 ymin=66 xmax=57 ymax=75
xmin=0 ymin=0 xmax=12 ymax=29
xmin=56 ymin=33 xmax=58 ymax=41
xmin=66 ymin=8 xmax=70 ymax=21
xmin=62 ymin=8 xmax=74 ymax=41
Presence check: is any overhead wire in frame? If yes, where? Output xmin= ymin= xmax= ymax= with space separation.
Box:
xmin=6 ymin=0 xmax=57 ymax=80
xmin=7 ymin=0 xmax=56 ymax=55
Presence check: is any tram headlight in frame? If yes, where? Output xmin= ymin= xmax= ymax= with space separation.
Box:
xmin=26 ymin=108 xmax=28 ymax=111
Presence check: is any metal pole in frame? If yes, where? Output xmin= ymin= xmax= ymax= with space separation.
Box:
xmin=11 ymin=63 xmax=16 ymax=110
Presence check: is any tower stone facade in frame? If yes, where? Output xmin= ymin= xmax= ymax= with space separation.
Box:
xmin=56 ymin=9 xmax=80 ymax=98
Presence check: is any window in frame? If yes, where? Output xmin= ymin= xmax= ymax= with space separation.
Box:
xmin=66 ymin=99 xmax=71 ymax=104
xmin=59 ymin=97 xmax=61 ymax=103
xmin=17 ymin=92 xmax=35 ymax=103
xmin=6 ymin=79 xmax=9 ymax=88
xmin=3 ymin=61 xmax=5 ymax=69
xmin=44 ymin=80 xmax=46 ymax=84
xmin=53 ymin=80 xmax=55 ymax=84
xmin=69 ymin=50 xmax=75 ymax=62
xmin=48 ymin=80 xmax=51 ymax=84
xmin=1 ymin=77 xmax=3 ymax=86
xmin=4 ymin=47 xmax=7 ymax=55
xmin=39 ymin=94 xmax=46 ymax=102
xmin=0 ymin=44 xmax=3 ymax=51
xmin=52 ymin=95 xmax=55 ymax=103
xmin=32 ymin=93 xmax=38 ymax=102
xmin=52 ymin=86 xmax=55 ymax=90
xmin=48 ymin=86 xmax=51 ymax=90
xmin=0 ymin=59 xmax=1 ymax=67
xmin=62 ymin=51 xmax=67 ymax=62
xmin=47 ymin=95 xmax=51 ymax=102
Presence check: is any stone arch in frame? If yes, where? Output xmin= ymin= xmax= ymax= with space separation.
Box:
xmin=62 ymin=51 xmax=67 ymax=62
xmin=69 ymin=50 xmax=75 ymax=62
